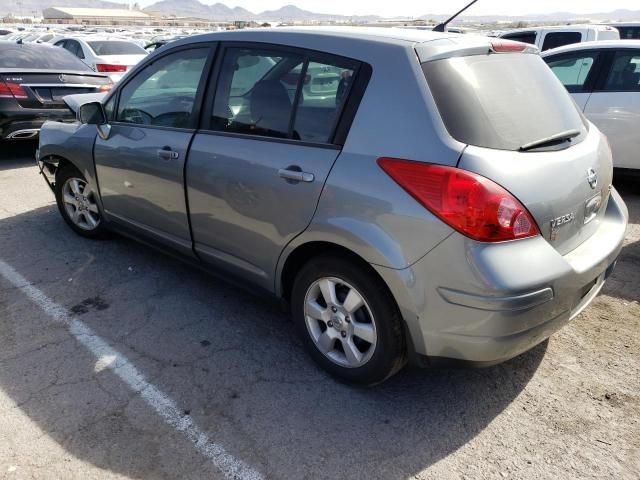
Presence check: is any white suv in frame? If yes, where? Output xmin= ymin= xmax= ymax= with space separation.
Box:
xmin=496 ymin=25 xmax=620 ymax=51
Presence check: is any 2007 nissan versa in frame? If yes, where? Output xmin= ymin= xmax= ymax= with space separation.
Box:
xmin=36 ymin=27 xmax=628 ymax=385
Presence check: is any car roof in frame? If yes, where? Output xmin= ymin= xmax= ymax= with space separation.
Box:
xmin=541 ymin=39 xmax=640 ymax=56
xmin=607 ymin=22 xmax=640 ymax=27
xmin=502 ymin=24 xmax=616 ymax=34
xmin=175 ymin=26 xmax=457 ymax=48
xmin=0 ymin=40 xmax=58 ymax=51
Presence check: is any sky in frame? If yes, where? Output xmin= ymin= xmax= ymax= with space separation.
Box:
xmin=126 ymin=0 xmax=640 ymax=17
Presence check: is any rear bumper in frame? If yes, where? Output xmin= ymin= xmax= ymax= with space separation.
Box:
xmin=0 ymin=109 xmax=74 ymax=140
xmin=375 ymin=187 xmax=628 ymax=364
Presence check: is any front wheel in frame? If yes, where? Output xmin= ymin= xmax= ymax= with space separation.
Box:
xmin=291 ymin=254 xmax=406 ymax=385
xmin=55 ymin=164 xmax=107 ymax=238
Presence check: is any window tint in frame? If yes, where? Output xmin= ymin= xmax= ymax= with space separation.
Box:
xmin=103 ymin=95 xmax=116 ymax=122
xmin=502 ymin=32 xmax=537 ymax=45
xmin=292 ymin=60 xmax=356 ymax=143
xmin=68 ymin=41 xmax=84 ymax=59
xmin=423 ymin=54 xmax=586 ymax=151
xmin=88 ymin=41 xmax=146 ymax=56
xmin=545 ymin=52 xmax=599 ymax=92
xmin=541 ymin=32 xmax=582 ymax=51
xmin=603 ymin=50 xmax=640 ymax=92
xmin=617 ymin=26 xmax=640 ymax=40
xmin=0 ymin=44 xmax=90 ymax=70
xmin=116 ymin=48 xmax=208 ymax=129
xmin=210 ymin=47 xmax=357 ymax=143
xmin=211 ymin=48 xmax=303 ymax=139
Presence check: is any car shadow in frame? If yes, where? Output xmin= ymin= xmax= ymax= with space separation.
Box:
xmin=0 ymin=205 xmax=547 ymax=479
xmin=0 ymin=141 xmax=37 ymax=170
xmin=603 ymin=172 xmax=640 ymax=304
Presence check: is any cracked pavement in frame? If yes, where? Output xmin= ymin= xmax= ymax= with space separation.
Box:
xmin=0 ymin=142 xmax=639 ymax=479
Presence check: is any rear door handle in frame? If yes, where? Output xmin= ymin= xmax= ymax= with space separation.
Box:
xmin=158 ymin=148 xmax=179 ymax=160
xmin=278 ymin=167 xmax=314 ymax=183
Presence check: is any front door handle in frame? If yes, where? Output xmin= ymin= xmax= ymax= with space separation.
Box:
xmin=278 ymin=167 xmax=314 ymax=183
xmin=157 ymin=148 xmax=179 ymax=160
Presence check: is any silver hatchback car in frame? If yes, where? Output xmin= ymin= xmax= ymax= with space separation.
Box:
xmin=37 ymin=28 xmax=628 ymax=385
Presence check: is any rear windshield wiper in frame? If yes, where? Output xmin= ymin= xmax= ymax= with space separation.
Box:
xmin=519 ymin=129 xmax=581 ymax=152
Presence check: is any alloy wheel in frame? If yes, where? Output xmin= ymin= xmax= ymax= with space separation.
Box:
xmin=304 ymin=277 xmax=377 ymax=368
xmin=62 ymin=177 xmax=101 ymax=231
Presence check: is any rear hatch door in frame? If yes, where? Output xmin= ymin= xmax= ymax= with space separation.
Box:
xmin=421 ymin=47 xmax=613 ymax=255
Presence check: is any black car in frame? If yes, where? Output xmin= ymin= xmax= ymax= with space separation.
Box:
xmin=0 ymin=41 xmax=111 ymax=141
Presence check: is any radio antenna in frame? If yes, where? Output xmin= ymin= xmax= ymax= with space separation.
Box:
xmin=433 ymin=0 xmax=479 ymax=32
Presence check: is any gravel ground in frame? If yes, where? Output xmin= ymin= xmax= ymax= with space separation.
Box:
xmin=0 ymin=142 xmax=638 ymax=480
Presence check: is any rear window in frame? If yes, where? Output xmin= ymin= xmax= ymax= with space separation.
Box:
xmin=617 ymin=26 xmax=640 ymax=40
xmin=501 ymin=32 xmax=537 ymax=45
xmin=87 ymin=41 xmax=146 ymax=56
xmin=0 ymin=44 xmax=90 ymax=70
xmin=541 ymin=32 xmax=582 ymax=51
xmin=422 ymin=53 xmax=587 ymax=151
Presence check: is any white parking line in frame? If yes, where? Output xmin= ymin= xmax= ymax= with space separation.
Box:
xmin=0 ymin=259 xmax=264 ymax=480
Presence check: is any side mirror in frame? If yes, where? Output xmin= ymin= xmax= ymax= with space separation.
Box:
xmin=78 ymin=101 xmax=107 ymax=125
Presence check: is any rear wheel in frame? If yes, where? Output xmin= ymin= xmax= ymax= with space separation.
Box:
xmin=55 ymin=164 xmax=107 ymax=238
xmin=291 ymin=254 xmax=406 ymax=385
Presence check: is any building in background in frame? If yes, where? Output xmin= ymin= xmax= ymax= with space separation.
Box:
xmin=43 ymin=7 xmax=151 ymax=26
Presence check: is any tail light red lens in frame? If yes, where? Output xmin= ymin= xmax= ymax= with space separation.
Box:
xmin=0 ymin=81 xmax=28 ymax=99
xmin=378 ymin=158 xmax=540 ymax=242
xmin=490 ymin=39 xmax=528 ymax=53
xmin=95 ymin=64 xmax=127 ymax=73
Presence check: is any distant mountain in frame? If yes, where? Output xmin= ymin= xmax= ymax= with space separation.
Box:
xmin=6 ymin=0 xmax=640 ymax=24
xmin=144 ymin=1 xmax=380 ymax=22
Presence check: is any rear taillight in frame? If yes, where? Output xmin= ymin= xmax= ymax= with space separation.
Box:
xmin=378 ymin=158 xmax=540 ymax=242
xmin=490 ymin=39 xmax=528 ymax=53
xmin=99 ymin=83 xmax=113 ymax=92
xmin=95 ymin=64 xmax=127 ymax=73
xmin=0 ymin=81 xmax=28 ymax=99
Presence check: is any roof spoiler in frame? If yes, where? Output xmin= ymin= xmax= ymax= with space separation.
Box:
xmin=433 ymin=0 xmax=479 ymax=33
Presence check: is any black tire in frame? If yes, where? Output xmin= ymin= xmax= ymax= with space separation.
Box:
xmin=291 ymin=253 xmax=406 ymax=385
xmin=55 ymin=164 xmax=107 ymax=239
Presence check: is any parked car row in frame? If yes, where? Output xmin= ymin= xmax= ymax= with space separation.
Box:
xmin=35 ymin=28 xmax=628 ymax=385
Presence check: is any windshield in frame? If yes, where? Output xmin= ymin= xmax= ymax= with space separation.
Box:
xmin=0 ymin=44 xmax=91 ymax=70
xmin=87 ymin=41 xmax=146 ymax=56
xmin=422 ymin=53 xmax=587 ymax=151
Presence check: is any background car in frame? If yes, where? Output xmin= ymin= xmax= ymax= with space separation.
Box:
xmin=0 ymin=41 xmax=111 ymax=142
xmin=543 ymin=40 xmax=640 ymax=171
xmin=495 ymin=24 xmax=619 ymax=51
xmin=607 ymin=22 xmax=640 ymax=40
xmin=144 ymin=35 xmax=186 ymax=53
xmin=53 ymin=36 xmax=147 ymax=82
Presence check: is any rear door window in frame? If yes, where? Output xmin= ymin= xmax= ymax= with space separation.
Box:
xmin=544 ymin=51 xmax=600 ymax=92
xmin=501 ymin=32 xmax=537 ymax=45
xmin=209 ymin=46 xmax=357 ymax=143
xmin=541 ymin=32 xmax=582 ymax=51
xmin=423 ymin=53 xmax=587 ymax=151
xmin=602 ymin=50 xmax=640 ymax=92
xmin=291 ymin=60 xmax=356 ymax=143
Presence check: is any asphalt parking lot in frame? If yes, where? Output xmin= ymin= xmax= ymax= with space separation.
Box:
xmin=0 ymin=142 xmax=639 ymax=480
